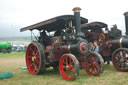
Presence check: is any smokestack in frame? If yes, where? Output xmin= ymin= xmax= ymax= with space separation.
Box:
xmin=124 ymin=12 xmax=128 ymax=35
xmin=72 ymin=7 xmax=83 ymax=37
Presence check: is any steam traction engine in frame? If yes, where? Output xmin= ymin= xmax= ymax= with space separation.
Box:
xmin=81 ymin=12 xmax=128 ymax=72
xmin=20 ymin=7 xmax=104 ymax=80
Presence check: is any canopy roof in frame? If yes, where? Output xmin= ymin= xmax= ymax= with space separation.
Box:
xmin=81 ymin=22 xmax=108 ymax=32
xmin=81 ymin=22 xmax=108 ymax=30
xmin=20 ymin=15 xmax=88 ymax=32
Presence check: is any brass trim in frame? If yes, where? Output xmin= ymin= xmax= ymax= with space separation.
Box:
xmin=68 ymin=45 xmax=70 ymax=50
xmin=72 ymin=7 xmax=81 ymax=12
xmin=119 ymin=37 xmax=123 ymax=47
xmin=124 ymin=12 xmax=128 ymax=16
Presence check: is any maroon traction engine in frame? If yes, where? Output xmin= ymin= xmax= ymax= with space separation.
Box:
xmin=81 ymin=12 xmax=128 ymax=72
xmin=20 ymin=7 xmax=104 ymax=80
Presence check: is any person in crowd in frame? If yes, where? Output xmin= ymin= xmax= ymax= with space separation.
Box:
xmin=93 ymin=41 xmax=99 ymax=53
xmin=106 ymin=56 xmax=110 ymax=64
xmin=90 ymin=42 xmax=95 ymax=51
xmin=90 ymin=41 xmax=99 ymax=63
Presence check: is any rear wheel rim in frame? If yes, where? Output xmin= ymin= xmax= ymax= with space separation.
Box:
xmin=26 ymin=43 xmax=40 ymax=74
xmin=59 ymin=54 xmax=79 ymax=80
xmin=113 ymin=49 xmax=128 ymax=71
xmin=85 ymin=53 xmax=103 ymax=76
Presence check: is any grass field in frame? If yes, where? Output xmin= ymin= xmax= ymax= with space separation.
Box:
xmin=0 ymin=52 xmax=128 ymax=85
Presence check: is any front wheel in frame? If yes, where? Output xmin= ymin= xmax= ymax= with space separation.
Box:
xmin=59 ymin=54 xmax=79 ymax=80
xmin=26 ymin=41 xmax=46 ymax=75
xmin=112 ymin=48 xmax=128 ymax=72
xmin=85 ymin=51 xmax=104 ymax=76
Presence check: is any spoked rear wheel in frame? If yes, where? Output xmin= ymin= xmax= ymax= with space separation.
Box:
xmin=85 ymin=51 xmax=104 ymax=76
xmin=59 ymin=54 xmax=79 ymax=80
xmin=26 ymin=41 xmax=46 ymax=74
xmin=112 ymin=48 xmax=128 ymax=72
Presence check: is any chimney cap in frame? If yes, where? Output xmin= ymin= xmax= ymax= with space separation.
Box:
xmin=72 ymin=7 xmax=81 ymax=12
xmin=124 ymin=12 xmax=128 ymax=16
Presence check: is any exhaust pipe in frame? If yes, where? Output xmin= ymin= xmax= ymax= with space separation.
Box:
xmin=124 ymin=12 xmax=128 ymax=35
xmin=72 ymin=7 xmax=83 ymax=37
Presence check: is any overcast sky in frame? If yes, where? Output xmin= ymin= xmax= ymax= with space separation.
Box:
xmin=0 ymin=0 xmax=128 ymax=37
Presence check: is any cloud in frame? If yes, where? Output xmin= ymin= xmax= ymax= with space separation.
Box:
xmin=0 ymin=0 xmax=128 ymax=37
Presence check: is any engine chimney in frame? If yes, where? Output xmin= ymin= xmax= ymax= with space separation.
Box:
xmin=72 ymin=7 xmax=83 ymax=37
xmin=124 ymin=12 xmax=128 ymax=35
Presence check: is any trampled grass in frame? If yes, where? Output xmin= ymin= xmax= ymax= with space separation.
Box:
xmin=0 ymin=52 xmax=128 ymax=85
xmin=0 ymin=52 xmax=25 ymax=58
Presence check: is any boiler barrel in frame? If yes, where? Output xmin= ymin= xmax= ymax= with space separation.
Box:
xmin=110 ymin=37 xmax=128 ymax=48
xmin=121 ymin=37 xmax=128 ymax=48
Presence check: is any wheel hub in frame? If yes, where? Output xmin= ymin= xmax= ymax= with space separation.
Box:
xmin=92 ymin=61 xmax=97 ymax=67
xmin=120 ymin=58 xmax=124 ymax=63
xmin=32 ymin=56 xmax=36 ymax=61
xmin=66 ymin=65 xmax=69 ymax=69
xmin=66 ymin=65 xmax=73 ymax=70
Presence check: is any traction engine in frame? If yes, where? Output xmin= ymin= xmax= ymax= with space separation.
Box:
xmin=20 ymin=7 xmax=104 ymax=80
xmin=80 ymin=12 xmax=128 ymax=72
xmin=108 ymin=12 xmax=128 ymax=71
